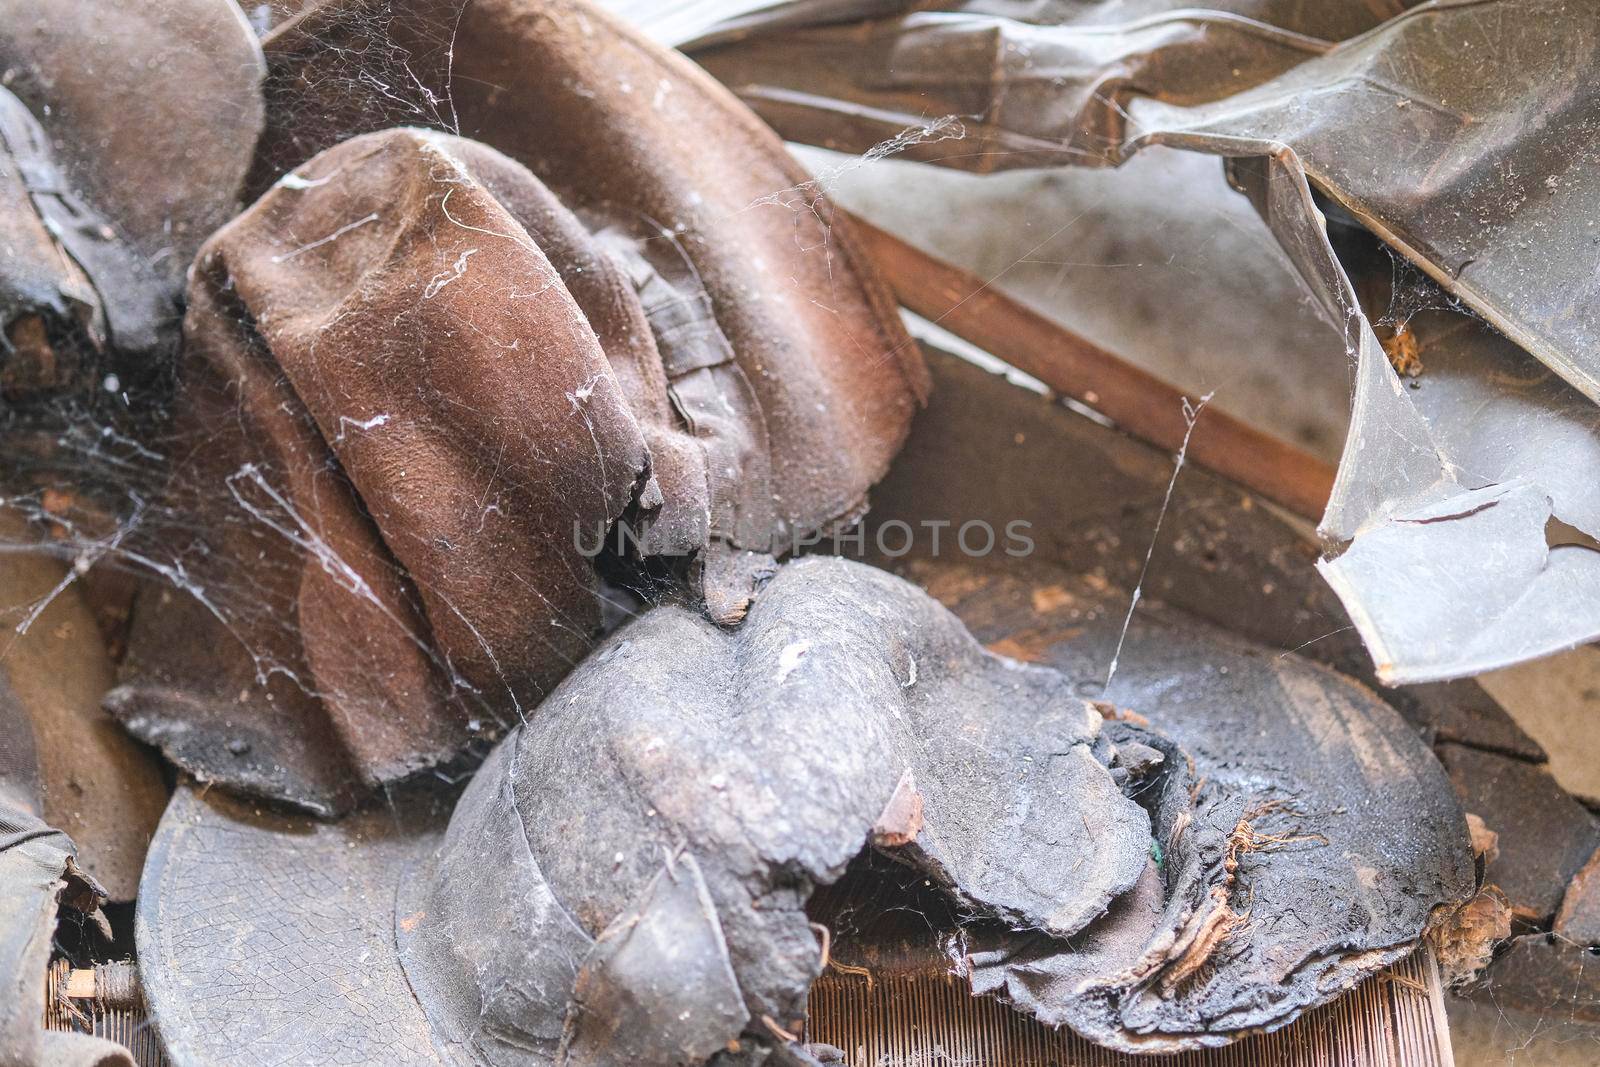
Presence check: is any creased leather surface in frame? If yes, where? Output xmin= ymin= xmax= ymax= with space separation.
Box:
xmin=258 ymin=0 xmax=929 ymax=553
xmin=109 ymin=129 xmax=652 ymax=813
xmin=507 ymin=556 xmax=1152 ymax=1049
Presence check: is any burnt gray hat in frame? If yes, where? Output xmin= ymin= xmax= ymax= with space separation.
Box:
xmin=134 ymin=551 xmax=1472 ymax=1065
xmin=135 ymin=556 xmax=1165 ymax=1066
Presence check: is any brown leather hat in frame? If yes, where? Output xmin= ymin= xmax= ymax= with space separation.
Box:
xmin=108 ymin=128 xmax=652 ymax=814
xmin=106 ymin=0 xmax=925 ymax=816
xmin=108 ymin=112 xmax=923 ymax=814
xmin=253 ymin=0 xmax=928 ymax=566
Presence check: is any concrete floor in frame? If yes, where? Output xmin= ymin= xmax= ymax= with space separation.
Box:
xmin=1479 ymin=648 xmax=1600 ymax=801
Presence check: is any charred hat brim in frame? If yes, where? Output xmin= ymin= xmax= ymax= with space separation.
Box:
xmin=136 ymin=785 xmax=451 ymax=1066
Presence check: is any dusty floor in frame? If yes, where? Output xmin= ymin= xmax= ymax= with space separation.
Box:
xmin=1449 ymin=995 xmax=1600 ymax=1067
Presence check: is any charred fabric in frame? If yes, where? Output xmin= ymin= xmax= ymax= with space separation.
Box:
xmin=0 ymin=1 xmax=1593 ymax=1066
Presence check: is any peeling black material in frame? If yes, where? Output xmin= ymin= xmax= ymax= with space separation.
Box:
xmin=139 ymin=557 xmax=1163 ymax=1064
xmin=908 ymin=558 xmax=1474 ymax=1052
xmin=0 ymin=687 xmax=134 ymax=1067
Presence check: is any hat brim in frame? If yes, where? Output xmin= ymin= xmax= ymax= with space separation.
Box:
xmin=135 ymin=785 xmax=452 ymax=1066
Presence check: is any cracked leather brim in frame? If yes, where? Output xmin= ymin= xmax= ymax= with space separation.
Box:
xmin=136 ymin=785 xmax=452 ymax=1067
xmin=135 ymin=757 xmax=752 ymax=1067
xmin=913 ymin=558 xmax=1475 ymax=1052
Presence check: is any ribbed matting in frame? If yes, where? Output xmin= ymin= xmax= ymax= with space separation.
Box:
xmin=41 ymin=936 xmax=1448 ymax=1066
xmin=43 ymin=960 xmax=168 ymax=1067
xmin=807 ymin=950 xmax=1452 ymax=1067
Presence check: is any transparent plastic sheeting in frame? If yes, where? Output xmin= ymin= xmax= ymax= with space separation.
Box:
xmin=632 ymin=0 xmax=1600 ymax=683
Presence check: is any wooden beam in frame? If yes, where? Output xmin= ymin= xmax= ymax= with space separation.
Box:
xmin=848 ymin=214 xmax=1337 ymax=522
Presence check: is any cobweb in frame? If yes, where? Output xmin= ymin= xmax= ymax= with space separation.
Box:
xmin=2 ymin=2 xmax=507 ymax=770
xmin=0 ymin=0 xmax=981 ymax=795
xmin=0 ymin=0 xmax=1352 ymax=780
xmin=11 ymin=5 xmax=1583 ymax=1065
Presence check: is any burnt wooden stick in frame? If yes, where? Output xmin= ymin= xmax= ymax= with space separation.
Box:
xmin=848 ymin=213 xmax=1337 ymax=521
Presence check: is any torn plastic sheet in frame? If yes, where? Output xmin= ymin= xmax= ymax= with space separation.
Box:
xmin=1315 ymin=300 xmax=1600 ymax=681
xmin=1321 ymin=481 xmax=1600 ymax=682
xmin=668 ymin=0 xmax=1600 ymax=682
